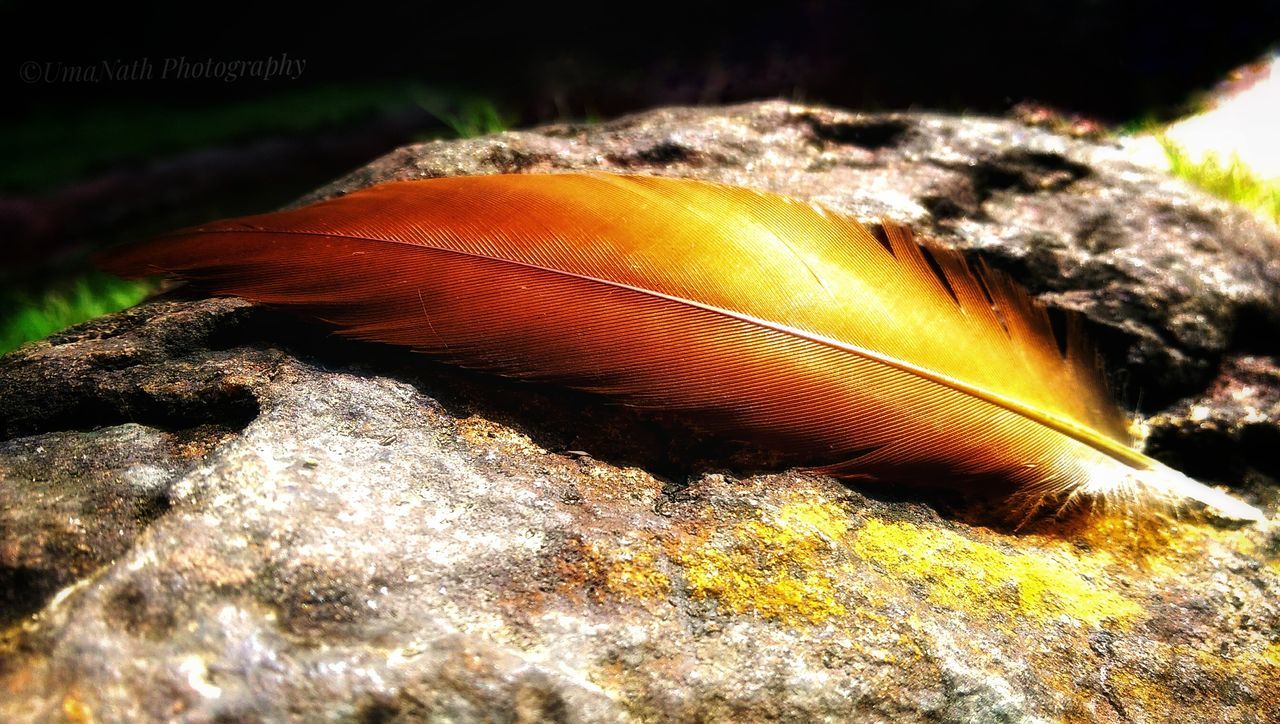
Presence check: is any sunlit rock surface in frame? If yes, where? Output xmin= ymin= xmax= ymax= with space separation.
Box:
xmin=3 ymin=102 xmax=1279 ymax=721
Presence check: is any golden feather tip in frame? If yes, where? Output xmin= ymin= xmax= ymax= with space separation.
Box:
xmin=1141 ymin=466 xmax=1267 ymax=522
xmin=1077 ymin=461 xmax=1266 ymax=522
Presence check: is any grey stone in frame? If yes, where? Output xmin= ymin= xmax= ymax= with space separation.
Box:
xmin=2 ymin=102 xmax=1278 ymax=722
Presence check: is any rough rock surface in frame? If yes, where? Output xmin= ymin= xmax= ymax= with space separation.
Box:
xmin=3 ymin=101 xmax=1279 ymax=721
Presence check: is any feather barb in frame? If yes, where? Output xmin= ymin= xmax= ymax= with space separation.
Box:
xmin=96 ymin=172 xmax=1265 ymax=523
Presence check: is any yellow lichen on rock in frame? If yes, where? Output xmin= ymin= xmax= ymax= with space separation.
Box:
xmin=548 ymin=537 xmax=672 ymax=608
xmin=850 ymin=518 xmax=1142 ymax=627
xmin=1085 ymin=516 xmax=1258 ymax=574
xmin=61 ymin=691 xmax=94 ymax=724
xmin=672 ymin=501 xmax=851 ymax=625
xmin=1263 ymin=643 xmax=1280 ymax=669
xmin=669 ymin=501 xmax=1144 ymax=630
xmin=453 ymin=414 xmax=546 ymax=455
xmin=596 ymin=544 xmax=672 ymax=604
xmin=1100 ymin=640 xmax=1280 ymax=718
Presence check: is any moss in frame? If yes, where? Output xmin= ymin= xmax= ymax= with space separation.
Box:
xmin=850 ymin=518 xmax=1142 ymax=627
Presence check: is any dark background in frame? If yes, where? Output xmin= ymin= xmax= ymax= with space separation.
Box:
xmin=8 ymin=1 xmax=1280 ymax=121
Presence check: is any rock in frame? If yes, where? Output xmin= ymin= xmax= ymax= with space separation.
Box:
xmin=1146 ymin=356 xmax=1280 ymax=491
xmin=2 ymin=101 xmax=1278 ymax=721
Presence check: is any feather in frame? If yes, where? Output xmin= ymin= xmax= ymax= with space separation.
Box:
xmin=96 ymin=172 xmax=1264 ymax=522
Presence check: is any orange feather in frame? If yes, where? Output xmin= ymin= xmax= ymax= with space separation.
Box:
xmin=96 ymin=172 xmax=1263 ymax=521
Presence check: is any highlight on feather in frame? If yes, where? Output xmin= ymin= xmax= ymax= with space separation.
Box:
xmin=94 ymin=172 xmax=1265 ymax=523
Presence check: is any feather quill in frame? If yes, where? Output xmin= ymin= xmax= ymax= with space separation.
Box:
xmin=96 ymin=172 xmax=1263 ymax=521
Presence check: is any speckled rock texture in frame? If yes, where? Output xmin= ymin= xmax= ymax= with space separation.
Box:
xmin=3 ymin=101 xmax=1279 ymax=722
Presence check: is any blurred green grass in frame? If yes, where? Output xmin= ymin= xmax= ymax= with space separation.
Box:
xmin=1161 ymin=140 xmax=1280 ymax=223
xmin=1 ymin=89 xmax=512 ymax=356
xmin=419 ymin=94 xmax=517 ymax=139
xmin=0 ymin=272 xmax=154 ymax=353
